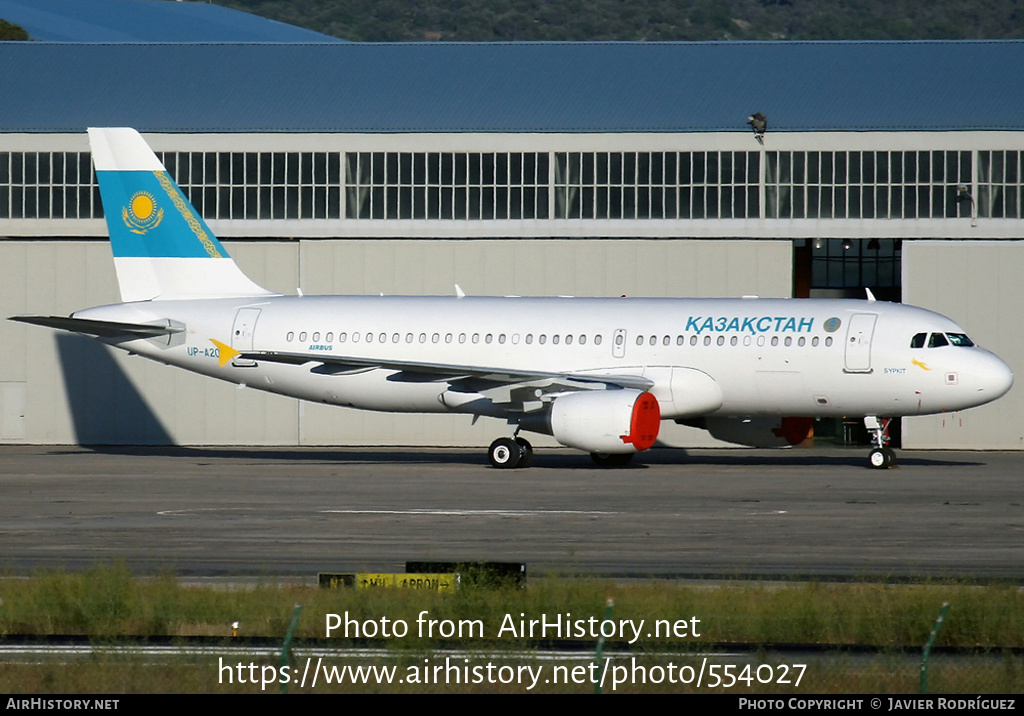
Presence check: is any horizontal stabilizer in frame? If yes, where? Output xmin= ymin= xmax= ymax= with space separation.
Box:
xmin=9 ymin=314 xmax=185 ymax=338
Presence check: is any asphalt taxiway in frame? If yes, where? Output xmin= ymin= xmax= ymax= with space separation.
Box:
xmin=2 ymin=445 xmax=1021 ymax=579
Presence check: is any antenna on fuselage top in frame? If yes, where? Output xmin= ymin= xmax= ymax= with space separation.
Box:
xmin=865 ymin=287 xmax=876 ymax=302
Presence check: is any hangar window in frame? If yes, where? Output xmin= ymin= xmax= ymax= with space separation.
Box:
xmin=978 ymin=151 xmax=1024 ymax=218
xmin=767 ymin=150 xmax=971 ymax=220
xmin=159 ymin=151 xmax=341 ymax=221
xmin=0 ymin=152 xmax=101 ymax=220
xmin=554 ymin=151 xmax=759 ymax=220
xmin=345 ymin=152 xmax=550 ymax=220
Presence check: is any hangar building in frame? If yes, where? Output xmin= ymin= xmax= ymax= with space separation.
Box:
xmin=0 ymin=6 xmax=1021 ymax=450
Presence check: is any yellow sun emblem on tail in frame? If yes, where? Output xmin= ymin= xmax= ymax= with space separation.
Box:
xmin=122 ymin=191 xmax=164 ymax=234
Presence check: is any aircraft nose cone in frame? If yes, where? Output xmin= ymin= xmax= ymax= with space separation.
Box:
xmin=979 ymin=351 xmax=1014 ymax=400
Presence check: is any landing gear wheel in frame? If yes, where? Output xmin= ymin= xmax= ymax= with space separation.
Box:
xmin=868 ymin=447 xmax=892 ymax=469
xmin=489 ymin=437 xmax=522 ymax=469
xmin=514 ymin=437 xmax=534 ymax=468
xmin=883 ymin=446 xmax=897 ymax=468
xmin=590 ymin=452 xmax=634 ymax=468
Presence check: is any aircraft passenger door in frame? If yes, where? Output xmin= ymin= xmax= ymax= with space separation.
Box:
xmin=231 ymin=308 xmax=261 ymax=367
xmin=232 ymin=308 xmax=261 ymax=350
xmin=844 ymin=313 xmax=877 ymax=373
xmin=612 ymin=329 xmax=627 ymax=359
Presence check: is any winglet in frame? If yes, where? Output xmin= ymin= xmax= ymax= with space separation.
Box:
xmin=455 ymin=284 xmax=466 ymax=299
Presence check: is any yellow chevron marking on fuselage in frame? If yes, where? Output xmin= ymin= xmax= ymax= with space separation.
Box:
xmin=210 ymin=339 xmax=241 ymax=367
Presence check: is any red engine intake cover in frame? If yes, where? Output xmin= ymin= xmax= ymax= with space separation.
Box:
xmin=620 ymin=391 xmax=661 ymax=451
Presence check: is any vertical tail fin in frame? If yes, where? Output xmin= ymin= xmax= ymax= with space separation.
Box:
xmin=88 ymin=128 xmax=274 ymax=302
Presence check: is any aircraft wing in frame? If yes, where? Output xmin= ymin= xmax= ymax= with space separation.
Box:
xmin=9 ymin=314 xmax=186 ymax=338
xmin=237 ymin=349 xmax=654 ymax=393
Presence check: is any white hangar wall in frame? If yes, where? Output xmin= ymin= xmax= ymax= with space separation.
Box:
xmin=0 ymin=238 xmax=792 ymax=446
xmin=901 ymin=240 xmax=1024 ymax=449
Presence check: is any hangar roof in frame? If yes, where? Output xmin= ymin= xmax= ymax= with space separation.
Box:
xmin=0 ymin=0 xmax=340 ymax=43
xmin=2 ymin=40 xmax=1022 ymax=133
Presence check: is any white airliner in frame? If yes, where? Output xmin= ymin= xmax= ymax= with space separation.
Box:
xmin=10 ymin=129 xmax=1014 ymax=469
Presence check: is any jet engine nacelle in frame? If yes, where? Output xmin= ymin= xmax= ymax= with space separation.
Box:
xmin=550 ymin=389 xmax=661 ymax=454
xmin=700 ymin=416 xmax=814 ymax=448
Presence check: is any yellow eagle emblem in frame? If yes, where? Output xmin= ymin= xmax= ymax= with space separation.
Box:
xmin=122 ymin=191 xmax=164 ymax=234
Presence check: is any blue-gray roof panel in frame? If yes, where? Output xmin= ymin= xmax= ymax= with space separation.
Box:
xmin=1 ymin=41 xmax=1022 ymax=132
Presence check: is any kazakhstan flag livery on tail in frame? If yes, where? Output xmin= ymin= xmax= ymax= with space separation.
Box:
xmin=89 ymin=128 xmax=273 ymax=302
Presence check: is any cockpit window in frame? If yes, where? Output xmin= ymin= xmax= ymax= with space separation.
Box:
xmin=946 ymin=333 xmax=974 ymax=347
xmin=910 ymin=333 xmax=927 ymax=349
xmin=928 ymin=333 xmax=949 ymax=348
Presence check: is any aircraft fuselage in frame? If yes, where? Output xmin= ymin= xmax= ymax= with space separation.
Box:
xmin=74 ymin=295 xmax=1012 ymax=421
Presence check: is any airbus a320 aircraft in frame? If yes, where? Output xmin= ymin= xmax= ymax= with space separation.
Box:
xmin=10 ymin=129 xmax=1014 ymax=469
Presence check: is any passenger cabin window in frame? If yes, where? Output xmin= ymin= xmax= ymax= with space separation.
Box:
xmin=910 ymin=333 xmax=927 ymax=348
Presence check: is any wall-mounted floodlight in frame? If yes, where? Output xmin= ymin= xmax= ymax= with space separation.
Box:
xmin=957 ymin=184 xmax=977 ymax=227
xmin=747 ymin=113 xmax=766 ymax=145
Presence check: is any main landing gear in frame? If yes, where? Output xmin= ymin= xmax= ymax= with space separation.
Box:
xmin=865 ymin=415 xmax=896 ymax=469
xmin=488 ymin=436 xmax=533 ymax=469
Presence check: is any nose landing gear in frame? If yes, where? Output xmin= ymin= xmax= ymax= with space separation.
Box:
xmin=865 ymin=416 xmax=896 ymax=469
